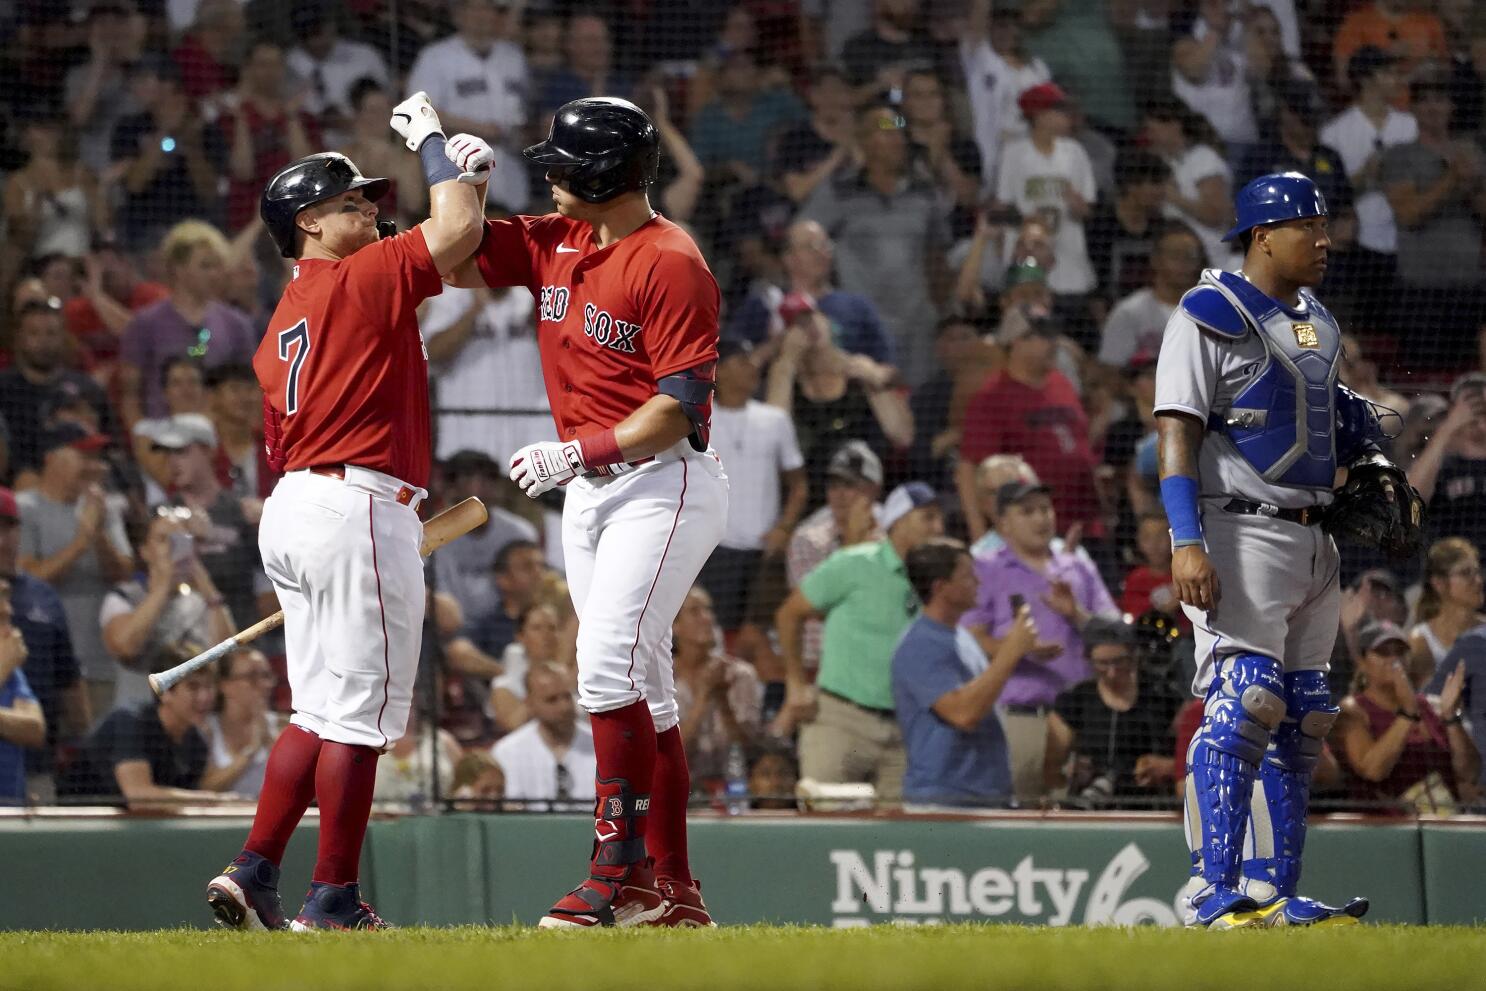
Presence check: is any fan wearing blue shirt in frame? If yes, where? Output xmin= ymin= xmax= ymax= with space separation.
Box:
xmin=891 ymin=539 xmax=1038 ymax=807
xmin=0 ymin=576 xmax=47 ymax=805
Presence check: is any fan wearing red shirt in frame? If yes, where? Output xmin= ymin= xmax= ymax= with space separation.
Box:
xmin=1119 ymin=510 xmax=1187 ymax=630
xmin=204 ymin=94 xmax=488 ymax=933
xmin=445 ymin=98 xmax=729 ymax=929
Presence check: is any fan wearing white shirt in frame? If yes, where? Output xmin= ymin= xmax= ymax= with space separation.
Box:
xmin=491 ymin=663 xmax=596 ymax=810
xmin=1143 ymin=98 xmax=1238 ymax=270
xmin=699 ymin=340 xmax=808 ymax=633
xmin=285 ymin=5 xmax=390 ymax=132
xmin=959 ymin=0 xmax=1051 ymax=191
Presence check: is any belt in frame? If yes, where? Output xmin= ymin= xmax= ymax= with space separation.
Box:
xmin=1222 ymin=498 xmax=1325 ymax=526
xmin=821 ymin=689 xmax=895 ymax=718
xmin=1003 ymin=703 xmax=1052 ymax=716
xmin=309 ymin=464 xmax=417 ymax=506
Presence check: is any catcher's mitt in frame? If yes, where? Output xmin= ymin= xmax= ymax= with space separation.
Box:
xmin=1323 ymin=453 xmax=1425 ymax=560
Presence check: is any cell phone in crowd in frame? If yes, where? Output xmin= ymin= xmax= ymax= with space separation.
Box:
xmin=1009 ymin=593 xmax=1026 ymax=616
xmin=170 ymin=531 xmax=194 ymax=565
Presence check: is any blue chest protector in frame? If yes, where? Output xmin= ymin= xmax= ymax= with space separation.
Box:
xmin=1179 ymin=269 xmax=1342 ymax=491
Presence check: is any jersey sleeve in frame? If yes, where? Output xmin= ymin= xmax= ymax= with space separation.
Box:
xmin=1153 ymin=311 xmax=1222 ymax=421
xmin=474 ymin=217 xmax=540 ymax=289
xmin=638 ymin=248 xmax=719 ymax=379
xmin=344 ymin=225 xmax=445 ymax=321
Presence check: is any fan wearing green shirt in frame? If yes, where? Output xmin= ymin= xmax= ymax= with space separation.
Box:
xmin=775 ymin=482 xmax=944 ymax=801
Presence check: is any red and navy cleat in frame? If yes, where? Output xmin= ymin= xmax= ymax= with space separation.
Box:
xmin=206 ymin=851 xmax=288 ymax=931
xmin=290 ymin=881 xmax=391 ymax=931
xmin=539 ymin=859 xmax=664 ymax=929
xmin=656 ymin=878 xmax=717 ymax=928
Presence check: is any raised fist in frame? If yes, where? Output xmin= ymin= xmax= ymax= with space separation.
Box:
xmin=444 ymin=133 xmax=494 ymax=184
xmin=389 ymin=91 xmax=445 ymax=152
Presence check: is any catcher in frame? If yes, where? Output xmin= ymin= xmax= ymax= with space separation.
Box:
xmin=1153 ymin=172 xmax=1423 ymax=930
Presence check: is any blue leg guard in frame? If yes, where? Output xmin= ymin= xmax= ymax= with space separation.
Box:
xmin=1183 ymin=653 xmax=1286 ymax=926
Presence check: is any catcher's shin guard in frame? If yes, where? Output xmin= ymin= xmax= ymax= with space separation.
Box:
xmin=1184 ymin=653 xmax=1285 ymax=924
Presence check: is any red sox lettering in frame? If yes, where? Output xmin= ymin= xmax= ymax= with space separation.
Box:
xmin=583 ymin=302 xmax=642 ymax=354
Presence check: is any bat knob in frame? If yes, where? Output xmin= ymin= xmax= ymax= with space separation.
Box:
xmin=148 ymin=673 xmax=164 ymax=697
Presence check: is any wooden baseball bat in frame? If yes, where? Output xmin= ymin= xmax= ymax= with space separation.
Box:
xmin=148 ymin=496 xmax=488 ymax=696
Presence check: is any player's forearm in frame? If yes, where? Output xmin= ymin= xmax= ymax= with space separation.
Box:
xmin=611 ymin=395 xmax=695 ymax=461
xmin=422 ymin=179 xmax=484 ymax=275
xmin=1157 ymin=412 xmax=1205 ymax=546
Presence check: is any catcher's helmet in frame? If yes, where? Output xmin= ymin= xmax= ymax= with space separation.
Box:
xmin=261 ymin=153 xmax=391 ymax=258
xmin=1223 ymin=171 xmax=1327 ymax=242
xmin=524 ymin=97 xmax=660 ymax=204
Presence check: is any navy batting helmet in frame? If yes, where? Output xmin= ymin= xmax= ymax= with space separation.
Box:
xmin=524 ymin=97 xmax=660 ymax=204
xmin=1223 ymin=171 xmax=1327 ymax=242
xmin=261 ymin=153 xmax=391 ymax=257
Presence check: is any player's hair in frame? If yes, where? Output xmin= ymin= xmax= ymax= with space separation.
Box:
xmin=160 ymin=355 xmax=204 ymax=389
xmin=1416 ymin=537 xmax=1479 ymax=623
xmin=493 ymin=539 xmax=540 ymax=576
xmin=905 ymin=537 xmax=968 ymax=604
xmin=159 ymin=219 xmax=230 ymax=272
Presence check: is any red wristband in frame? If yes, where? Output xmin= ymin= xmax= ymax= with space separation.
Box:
xmin=577 ymin=428 xmax=623 ymax=470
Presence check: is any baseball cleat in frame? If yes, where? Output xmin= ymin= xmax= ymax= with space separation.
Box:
xmin=1258 ymin=895 xmax=1370 ymax=927
xmin=290 ymin=881 xmax=390 ymax=931
xmin=1189 ymin=885 xmax=1262 ymax=930
xmin=656 ymin=878 xmax=717 ymax=928
xmin=206 ymin=851 xmax=287 ymax=931
xmin=539 ymin=859 xmax=664 ymax=929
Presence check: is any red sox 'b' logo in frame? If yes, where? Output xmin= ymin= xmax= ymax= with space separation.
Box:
xmin=607 ymin=796 xmax=624 ymax=818
xmin=584 ymin=303 xmax=641 ymax=354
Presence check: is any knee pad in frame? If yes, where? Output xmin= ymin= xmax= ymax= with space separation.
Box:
xmin=1197 ymin=653 xmax=1285 ymax=767
xmin=1269 ymin=670 xmax=1339 ymax=773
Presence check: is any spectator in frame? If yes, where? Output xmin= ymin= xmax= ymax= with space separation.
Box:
xmin=1337 ymin=620 xmax=1480 ymax=811
xmin=700 ymin=340 xmax=807 ymax=632
xmin=491 ymin=662 xmax=596 ymax=810
xmin=374 ymin=703 xmax=465 ymax=807
xmin=536 ymin=14 xmax=628 ymax=117
xmin=1409 ymin=538 xmax=1484 ymax=684
xmin=0 ymin=576 xmax=46 ymax=805
xmin=469 ymin=540 xmax=548 ymax=660
xmin=1337 ymin=568 xmax=1412 ymax=689
xmin=1339 ymin=335 xmax=1409 ymax=423
xmin=908 ymin=317 xmax=985 ymax=495
xmin=63 ymin=1 xmax=147 ymax=172
xmin=772 ymin=66 xmax=856 ymax=205
xmin=433 ymin=452 xmax=541 ymax=627
xmin=1320 ymin=48 xmax=1417 ymax=319
xmin=219 ymin=40 xmax=322 ymax=233
xmin=1171 ymin=0 xmax=1258 ymax=150
xmin=1333 ymin=0 xmax=1448 ymax=98
xmin=960 ymin=0 xmax=1051 ymax=187
xmin=17 ymin=426 xmax=131 ymax=719
xmin=204 ymin=364 xmax=272 ymax=503
xmin=893 ymin=538 xmax=1026 ymax=807
xmin=0 ymin=300 xmax=115 ymax=481
xmin=0 ymin=487 xmax=87 ymax=801
xmin=748 ymin=741 xmax=800 ymax=809
xmin=959 ymin=307 xmax=1102 ymax=536
xmin=132 ymin=360 xmax=209 ymax=499
xmin=901 ymin=68 xmax=981 ymax=214
xmin=2 ymin=119 xmax=109 ymax=263
xmin=109 ymin=61 xmax=225 ymax=252
xmin=489 ymin=603 xmax=565 ymax=735
xmin=1020 ymin=0 xmax=1135 ymax=133
xmin=961 ymin=480 xmax=1119 ymax=802
xmin=963 ymin=453 xmax=1040 ymax=556
xmin=99 ymin=511 xmax=236 ymax=710
xmin=171 ymin=0 xmax=246 ymax=105
xmin=406 ymin=0 xmax=530 ymax=211
xmin=634 ymin=81 xmax=708 ymax=225
xmin=993 ymin=83 xmax=1097 ymax=318
xmin=118 ymin=221 xmax=258 ymax=429
xmin=1045 ymin=617 xmax=1182 ymax=806
xmin=285 ymin=3 xmax=391 ymax=134
xmin=1381 ymin=74 xmax=1486 ymax=369
xmin=689 ymin=48 xmax=806 ymax=184
xmin=57 ymin=667 xmax=228 ymax=807
xmin=727 ymin=220 xmax=896 ymax=365
xmin=1142 ymin=98 xmax=1237 ymax=271
xmin=200 ymin=647 xmax=282 ymax=798
xmin=1119 ymin=511 xmax=1182 ymax=624
xmin=337 ymin=79 xmax=428 ymax=230
xmin=1409 ymin=373 xmax=1486 ymax=554
xmin=64 ymin=237 xmax=171 ymax=376
xmin=766 ymin=300 xmax=911 ymax=506
xmin=1431 ymin=615 xmax=1486 ymax=792
xmin=1244 ymin=5 xmax=1317 ymax=139
xmin=775 ymin=482 xmax=944 ymax=799
xmin=1085 ymin=149 xmax=1172 ymax=310
xmin=798 ymin=105 xmax=952 ymax=386
xmin=1097 ymin=221 xmax=1203 ymax=369
xmin=672 ymin=587 xmax=764 ymax=785
xmin=840 ymin=0 xmax=936 ymax=100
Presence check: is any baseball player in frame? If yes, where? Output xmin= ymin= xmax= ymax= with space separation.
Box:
xmin=1156 ymin=172 xmax=1418 ymax=929
xmin=443 ymin=97 xmax=728 ymax=928
xmin=204 ymin=94 xmax=491 ymax=931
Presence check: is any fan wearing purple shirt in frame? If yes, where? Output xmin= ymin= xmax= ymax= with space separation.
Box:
xmin=960 ymin=480 xmax=1119 ymax=803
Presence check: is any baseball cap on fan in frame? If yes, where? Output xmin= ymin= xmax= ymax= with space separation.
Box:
xmin=1017 ymin=82 xmax=1068 ymax=120
xmin=39 ymin=423 xmax=109 ymax=458
xmin=879 ymin=482 xmax=938 ymax=532
xmin=826 ymin=440 xmax=883 ymax=487
xmin=135 ymin=413 xmax=218 ymax=450
xmin=1357 ymin=619 xmax=1408 ymax=654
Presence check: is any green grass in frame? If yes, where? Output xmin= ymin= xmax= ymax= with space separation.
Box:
xmin=2 ymin=925 xmax=1483 ymax=991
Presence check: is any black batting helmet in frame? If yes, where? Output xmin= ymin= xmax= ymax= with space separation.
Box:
xmin=524 ymin=97 xmax=660 ymax=204
xmin=261 ymin=153 xmax=390 ymax=258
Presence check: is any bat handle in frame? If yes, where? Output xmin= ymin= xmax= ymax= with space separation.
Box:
xmin=148 ymin=635 xmax=241 ymax=697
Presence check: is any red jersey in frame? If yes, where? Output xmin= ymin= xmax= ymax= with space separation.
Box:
xmin=473 ymin=213 xmax=718 ymax=443
xmin=253 ymin=227 xmax=442 ymax=488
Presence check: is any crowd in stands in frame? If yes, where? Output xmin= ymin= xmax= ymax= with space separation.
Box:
xmin=1 ymin=0 xmax=1485 ymax=815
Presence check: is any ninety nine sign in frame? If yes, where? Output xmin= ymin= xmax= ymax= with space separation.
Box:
xmin=828 ymin=843 xmax=1182 ymax=927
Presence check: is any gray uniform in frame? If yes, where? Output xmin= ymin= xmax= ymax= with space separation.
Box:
xmin=1154 ymin=273 xmax=1341 ymax=693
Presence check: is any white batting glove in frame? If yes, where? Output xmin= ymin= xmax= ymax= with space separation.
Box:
xmin=445 ymin=133 xmax=494 ymax=184
xmin=389 ymin=91 xmax=445 ymax=152
xmin=509 ymin=441 xmax=586 ymax=498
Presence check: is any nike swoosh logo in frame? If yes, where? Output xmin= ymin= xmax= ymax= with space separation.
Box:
xmin=556 ymin=245 xmax=580 ymax=253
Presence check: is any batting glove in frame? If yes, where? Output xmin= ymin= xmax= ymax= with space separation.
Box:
xmin=389 ymin=91 xmax=445 ymax=151
xmin=445 ymin=133 xmax=494 ymax=185
xmin=509 ymin=441 xmax=586 ymax=498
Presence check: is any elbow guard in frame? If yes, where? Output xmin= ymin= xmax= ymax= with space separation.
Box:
xmin=658 ymin=363 xmax=716 ymax=451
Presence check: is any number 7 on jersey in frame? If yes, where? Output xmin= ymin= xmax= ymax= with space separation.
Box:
xmin=278 ymin=319 xmax=311 ymax=415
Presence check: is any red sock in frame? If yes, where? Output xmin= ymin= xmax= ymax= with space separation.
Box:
xmin=588 ymin=700 xmax=657 ymax=880
xmin=649 ymin=726 xmax=692 ymax=884
xmin=311 ymin=741 xmax=380 ymax=885
xmin=244 ymin=724 xmax=322 ymax=865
